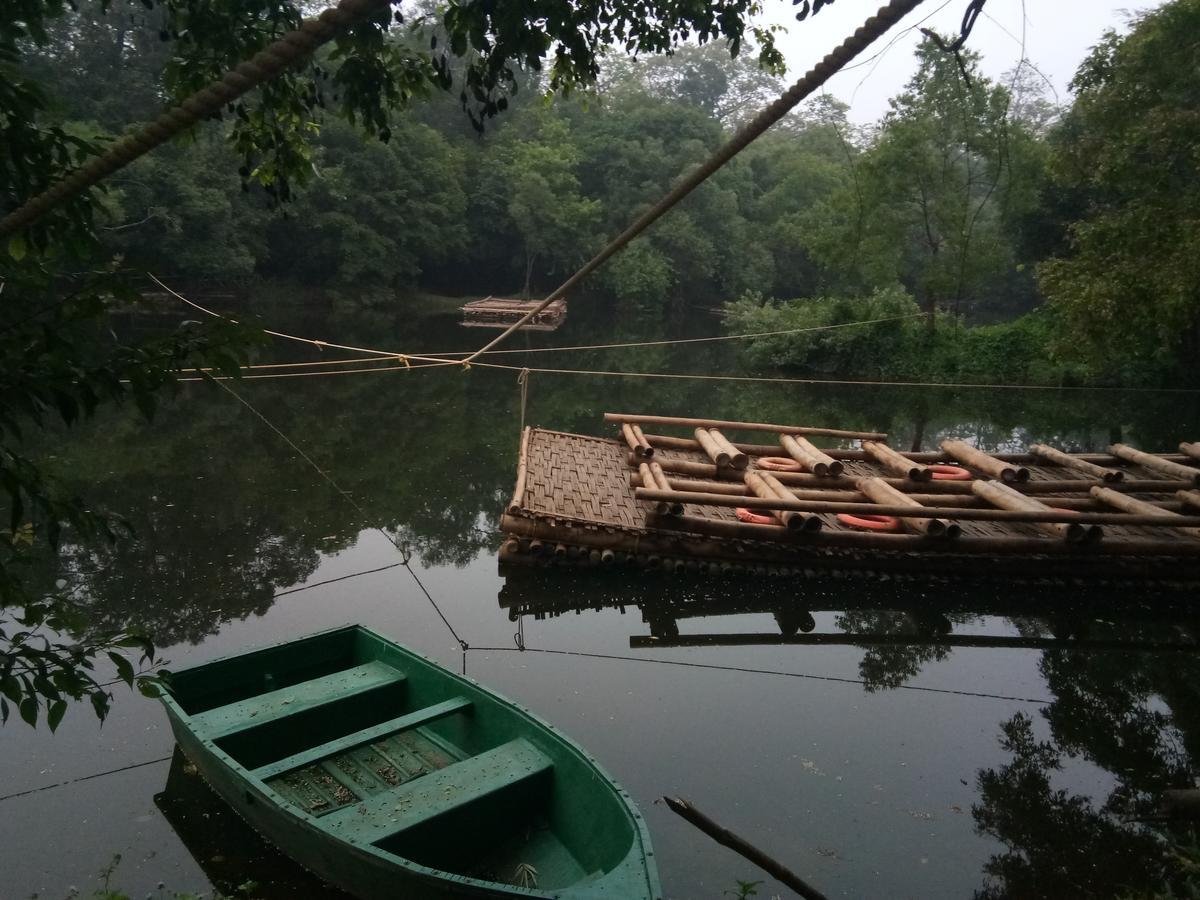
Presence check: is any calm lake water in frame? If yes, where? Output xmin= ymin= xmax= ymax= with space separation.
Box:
xmin=3 ymin=296 xmax=1200 ymax=900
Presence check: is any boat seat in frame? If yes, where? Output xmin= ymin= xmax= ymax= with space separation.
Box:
xmin=189 ymin=661 xmax=406 ymax=740
xmin=252 ymin=696 xmax=473 ymax=782
xmin=320 ymin=737 xmax=553 ymax=846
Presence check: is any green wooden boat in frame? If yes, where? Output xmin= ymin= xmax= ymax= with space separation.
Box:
xmin=160 ymin=624 xmax=661 ymax=900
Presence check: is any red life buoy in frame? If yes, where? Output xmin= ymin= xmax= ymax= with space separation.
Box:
xmin=928 ymin=464 xmax=971 ymax=481
xmin=757 ymin=456 xmax=803 ymax=472
xmin=837 ymin=512 xmax=902 ymax=532
xmin=736 ymin=507 xmax=779 ymax=525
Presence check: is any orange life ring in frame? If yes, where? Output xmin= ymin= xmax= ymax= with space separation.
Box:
xmin=837 ymin=512 xmax=902 ymax=532
xmin=928 ymin=464 xmax=971 ymax=481
xmin=736 ymin=507 xmax=779 ymax=525
xmin=757 ymin=456 xmax=803 ymax=472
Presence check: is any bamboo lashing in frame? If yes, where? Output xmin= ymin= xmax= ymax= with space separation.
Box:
xmin=1110 ymin=444 xmax=1200 ymax=485
xmin=604 ymin=413 xmax=886 ymax=441
xmin=780 ymin=434 xmax=844 ymax=477
xmin=631 ymin=486 xmax=1200 ymax=527
xmin=622 ymin=423 xmax=653 ymax=459
xmin=941 ymin=440 xmax=1030 ymax=483
xmin=708 ymin=429 xmax=749 ymax=470
xmin=863 ymin=441 xmax=930 ymax=481
xmin=1181 ymin=442 xmax=1200 ymax=461
xmin=857 ymin=477 xmax=959 ymax=539
xmin=1180 ymin=490 xmax=1200 ymax=510
xmin=755 ymin=471 xmax=823 ymax=532
xmin=635 ymin=453 xmax=1195 ymax=494
xmin=1029 ymin=443 xmax=1124 ymax=483
xmin=972 ymin=480 xmax=1097 ymax=543
xmin=1090 ymin=487 xmax=1200 ymax=541
xmin=695 ymin=428 xmax=734 ymax=468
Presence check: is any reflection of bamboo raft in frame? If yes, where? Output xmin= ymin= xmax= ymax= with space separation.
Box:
xmin=461 ymin=296 xmax=567 ymax=331
xmin=500 ymin=413 xmax=1200 ymax=586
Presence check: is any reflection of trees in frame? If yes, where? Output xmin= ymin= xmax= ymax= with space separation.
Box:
xmin=972 ymin=634 xmax=1200 ymax=898
xmin=836 ymin=609 xmax=972 ymax=691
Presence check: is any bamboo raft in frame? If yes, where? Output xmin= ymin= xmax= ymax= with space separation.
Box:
xmin=499 ymin=413 xmax=1200 ymax=585
xmin=461 ymin=296 xmax=567 ymax=331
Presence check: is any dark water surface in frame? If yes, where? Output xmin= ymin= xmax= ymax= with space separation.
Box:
xmin=3 ymin=299 xmax=1200 ymax=899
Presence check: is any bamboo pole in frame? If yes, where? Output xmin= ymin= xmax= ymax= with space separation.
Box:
xmin=603 ymin=412 xmax=886 ymax=441
xmin=1091 ymin=486 xmax=1200 ymax=541
xmin=649 ymin=461 xmax=683 ymax=515
xmin=622 ymin=423 xmax=653 ymax=459
xmin=972 ymin=480 xmax=1093 ymax=543
xmin=508 ymin=426 xmax=532 ymax=514
xmin=1110 ymin=444 xmax=1200 ymax=485
xmin=941 ymin=439 xmax=1030 ymax=483
xmin=752 ymin=471 xmax=823 ymax=532
xmin=639 ymin=453 xmax=1194 ymax=494
xmin=707 ymin=429 xmax=748 ymax=470
xmin=1182 ymin=442 xmax=1200 ymax=461
xmin=663 ymin=797 xmax=831 ymax=900
xmin=632 ymin=486 xmax=1200 ymax=526
xmin=863 ymin=441 xmax=930 ymax=481
xmin=745 ymin=471 xmax=799 ymax=530
xmin=630 ymin=424 xmax=654 ymax=458
xmin=1180 ymin=490 xmax=1200 ymax=510
xmin=1029 ymin=443 xmax=1124 ymax=483
xmin=858 ymin=477 xmax=959 ymax=539
xmin=780 ymin=434 xmax=844 ymax=477
xmin=694 ymin=428 xmax=732 ymax=467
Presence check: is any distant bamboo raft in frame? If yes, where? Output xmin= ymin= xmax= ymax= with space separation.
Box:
xmin=499 ymin=414 xmax=1200 ymax=586
xmin=461 ymin=296 xmax=567 ymax=331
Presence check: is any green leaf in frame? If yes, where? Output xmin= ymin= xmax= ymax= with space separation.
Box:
xmin=47 ymin=699 xmax=67 ymax=732
xmin=136 ymin=679 xmax=162 ymax=698
xmin=8 ymin=234 xmax=26 ymax=260
xmin=90 ymin=690 xmax=111 ymax=721
xmin=108 ymin=651 xmax=135 ymax=687
xmin=19 ymin=696 xmax=38 ymax=727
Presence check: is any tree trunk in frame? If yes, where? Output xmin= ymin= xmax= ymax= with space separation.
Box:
xmin=521 ymin=250 xmax=537 ymax=299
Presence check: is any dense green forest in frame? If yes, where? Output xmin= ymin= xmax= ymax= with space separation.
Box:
xmin=20 ymin=1 xmax=1200 ymax=385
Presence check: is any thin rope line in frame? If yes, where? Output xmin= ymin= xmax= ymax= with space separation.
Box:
xmin=272 ymin=562 xmax=404 ymax=597
xmin=209 ymin=377 xmax=470 ymax=650
xmin=0 ymin=755 xmax=173 ymax=804
xmin=467 ymin=646 xmax=1051 ymax=704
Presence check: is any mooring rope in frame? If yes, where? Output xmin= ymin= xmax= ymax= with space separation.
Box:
xmin=459 ymin=0 xmax=929 ymax=363
xmin=0 ymin=0 xmax=393 ymax=241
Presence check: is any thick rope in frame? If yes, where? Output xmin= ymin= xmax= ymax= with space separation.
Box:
xmin=460 ymin=0 xmax=928 ymax=363
xmin=0 ymin=0 xmax=392 ymax=241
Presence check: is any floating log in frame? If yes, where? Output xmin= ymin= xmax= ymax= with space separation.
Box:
xmin=1109 ymin=444 xmax=1200 ymax=485
xmin=1180 ymin=490 xmax=1200 ymax=510
xmin=941 ymin=440 xmax=1030 ymax=483
xmin=622 ymin=423 xmax=653 ymax=459
xmin=1030 ymin=443 xmax=1124 ymax=483
xmin=508 ymin=426 xmax=532 ymax=515
xmin=707 ymin=429 xmax=748 ymax=470
xmin=604 ymin=413 xmax=886 ymax=441
xmin=744 ymin=471 xmax=799 ymax=530
xmin=1182 ymin=442 xmax=1200 ymax=461
xmin=858 ymin=477 xmax=959 ymax=539
xmin=780 ymin=434 xmax=844 ymax=477
xmin=972 ymin=480 xmax=1094 ymax=543
xmin=663 ymin=796 xmax=831 ymax=900
xmin=863 ymin=441 xmax=930 ymax=481
xmin=632 ymin=486 xmax=1200 ymax=527
xmin=1090 ymin=486 xmax=1200 ymax=541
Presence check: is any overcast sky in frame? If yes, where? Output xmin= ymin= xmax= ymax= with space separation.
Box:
xmin=757 ymin=0 xmax=1164 ymax=122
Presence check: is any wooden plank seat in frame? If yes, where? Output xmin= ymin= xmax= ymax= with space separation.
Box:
xmin=252 ymin=696 xmax=473 ymax=781
xmin=190 ymin=661 xmax=406 ymax=740
xmin=321 ymin=738 xmax=553 ymax=846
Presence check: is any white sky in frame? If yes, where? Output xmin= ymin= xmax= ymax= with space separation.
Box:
xmin=758 ymin=0 xmax=1164 ymax=121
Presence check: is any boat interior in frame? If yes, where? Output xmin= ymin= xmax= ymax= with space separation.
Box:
xmin=165 ymin=625 xmax=637 ymax=891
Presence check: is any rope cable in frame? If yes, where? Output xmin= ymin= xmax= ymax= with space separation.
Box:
xmin=458 ymin=0 xmax=930 ymax=363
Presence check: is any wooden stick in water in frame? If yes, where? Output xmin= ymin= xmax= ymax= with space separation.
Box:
xmin=780 ymin=434 xmax=844 ymax=477
xmin=858 ymin=477 xmax=959 ymax=539
xmin=1110 ymin=444 xmax=1200 ymax=485
xmin=1091 ymin=486 xmax=1200 ymax=541
xmin=1030 ymin=443 xmax=1124 ymax=483
xmin=663 ymin=796 xmax=832 ymax=900
xmin=603 ymin=412 xmax=886 ymax=441
xmin=942 ymin=440 xmax=1029 ymax=483
xmin=972 ymin=480 xmax=1095 ymax=543
xmin=863 ymin=441 xmax=930 ymax=481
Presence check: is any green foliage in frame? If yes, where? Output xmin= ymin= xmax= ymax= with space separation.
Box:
xmin=723 ymin=879 xmax=765 ymax=899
